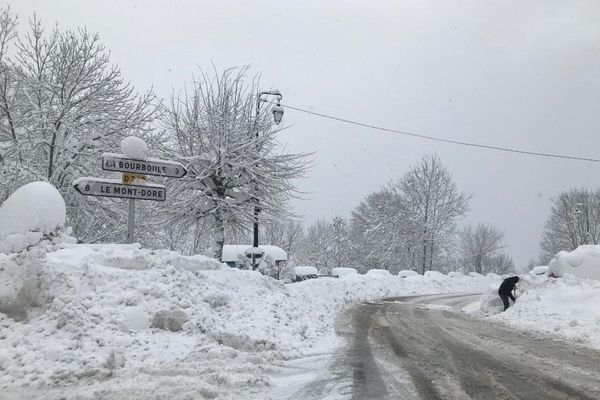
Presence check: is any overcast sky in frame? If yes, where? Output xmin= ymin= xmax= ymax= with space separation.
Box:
xmin=12 ymin=0 xmax=600 ymax=267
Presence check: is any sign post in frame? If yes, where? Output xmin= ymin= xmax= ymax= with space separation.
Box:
xmin=73 ymin=137 xmax=188 ymax=244
xmin=128 ymin=199 xmax=135 ymax=244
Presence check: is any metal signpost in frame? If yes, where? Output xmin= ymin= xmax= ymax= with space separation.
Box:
xmin=73 ymin=140 xmax=187 ymax=244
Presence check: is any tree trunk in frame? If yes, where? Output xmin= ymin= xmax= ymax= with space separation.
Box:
xmin=213 ymin=209 xmax=225 ymax=262
xmin=429 ymin=241 xmax=434 ymax=272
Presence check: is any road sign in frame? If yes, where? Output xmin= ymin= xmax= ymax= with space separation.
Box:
xmin=122 ymin=173 xmax=146 ymax=185
xmin=73 ymin=178 xmax=166 ymax=201
xmin=102 ymin=153 xmax=187 ymax=178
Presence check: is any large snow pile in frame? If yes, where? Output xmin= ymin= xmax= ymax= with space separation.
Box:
xmin=488 ymin=274 xmax=600 ymax=349
xmin=547 ymin=245 xmax=600 ymax=279
xmin=465 ymin=263 xmax=600 ymax=350
xmin=0 ymin=241 xmax=495 ymax=399
xmin=0 ymin=182 xmax=66 ymax=253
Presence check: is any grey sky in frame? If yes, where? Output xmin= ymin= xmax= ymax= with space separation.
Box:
xmin=12 ymin=0 xmax=600 ymax=267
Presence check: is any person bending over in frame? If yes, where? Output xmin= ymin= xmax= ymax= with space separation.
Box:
xmin=498 ymin=276 xmax=519 ymax=311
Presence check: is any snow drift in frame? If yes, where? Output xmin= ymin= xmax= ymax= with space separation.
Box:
xmin=548 ymin=245 xmax=600 ymax=279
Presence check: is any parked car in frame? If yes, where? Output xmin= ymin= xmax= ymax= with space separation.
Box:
xmin=530 ymin=266 xmax=548 ymax=276
xmin=292 ymin=266 xmax=318 ymax=282
xmin=366 ymin=268 xmax=391 ymax=277
xmin=397 ymin=269 xmax=419 ymax=278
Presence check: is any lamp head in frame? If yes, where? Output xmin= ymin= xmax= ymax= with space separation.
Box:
xmin=272 ymin=105 xmax=284 ymax=125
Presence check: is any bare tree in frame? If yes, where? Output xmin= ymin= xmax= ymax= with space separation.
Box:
xmin=539 ymin=188 xmax=600 ymax=264
xmin=296 ymin=219 xmax=332 ymax=270
xmin=350 ymin=186 xmax=415 ymax=273
xmin=160 ymin=66 xmax=310 ymax=260
xmin=488 ymin=253 xmax=515 ymax=275
xmin=0 ymin=12 xmax=157 ymax=242
xmin=328 ymin=216 xmax=353 ymax=270
xmin=459 ymin=223 xmax=511 ymax=274
xmin=398 ymin=154 xmax=470 ymax=274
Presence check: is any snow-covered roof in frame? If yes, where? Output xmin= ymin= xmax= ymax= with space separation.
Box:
xmin=222 ymin=245 xmax=287 ymax=262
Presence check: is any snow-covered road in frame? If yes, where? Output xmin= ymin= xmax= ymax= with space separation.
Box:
xmin=285 ymin=294 xmax=600 ymax=400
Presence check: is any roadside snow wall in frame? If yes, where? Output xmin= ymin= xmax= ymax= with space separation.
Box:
xmin=548 ymin=245 xmax=600 ymax=279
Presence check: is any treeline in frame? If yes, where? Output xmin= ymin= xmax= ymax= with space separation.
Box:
xmin=292 ymin=155 xmax=515 ymax=275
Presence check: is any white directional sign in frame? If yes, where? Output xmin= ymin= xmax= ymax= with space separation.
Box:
xmin=102 ymin=153 xmax=187 ymax=178
xmin=73 ymin=178 xmax=166 ymax=201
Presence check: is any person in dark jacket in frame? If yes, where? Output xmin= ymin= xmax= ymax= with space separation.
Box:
xmin=498 ymin=276 xmax=519 ymax=311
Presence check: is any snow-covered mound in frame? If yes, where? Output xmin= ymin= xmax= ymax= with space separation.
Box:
xmin=548 ymin=245 xmax=600 ymax=279
xmin=489 ymin=274 xmax=600 ymax=349
xmin=0 ymin=182 xmax=66 ymax=253
xmin=0 ymin=242 xmax=496 ymax=399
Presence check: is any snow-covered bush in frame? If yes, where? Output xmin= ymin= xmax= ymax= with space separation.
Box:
xmin=0 ymin=182 xmax=66 ymax=253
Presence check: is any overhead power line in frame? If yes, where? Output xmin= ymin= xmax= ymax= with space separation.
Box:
xmin=272 ymin=101 xmax=600 ymax=164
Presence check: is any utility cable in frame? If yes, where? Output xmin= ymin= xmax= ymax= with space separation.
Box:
xmin=268 ymin=101 xmax=600 ymax=163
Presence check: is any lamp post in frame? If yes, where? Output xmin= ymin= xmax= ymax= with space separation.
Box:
xmin=250 ymin=90 xmax=284 ymax=269
xmin=573 ymin=203 xmax=591 ymax=245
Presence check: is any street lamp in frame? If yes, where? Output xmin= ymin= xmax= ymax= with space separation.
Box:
xmin=250 ymin=90 xmax=284 ymax=269
xmin=573 ymin=203 xmax=591 ymax=245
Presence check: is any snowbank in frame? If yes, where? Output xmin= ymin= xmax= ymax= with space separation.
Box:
xmin=548 ymin=245 xmax=600 ymax=279
xmin=488 ymin=275 xmax=600 ymax=349
xmin=0 ymin=242 xmax=495 ymax=399
xmin=0 ymin=182 xmax=66 ymax=250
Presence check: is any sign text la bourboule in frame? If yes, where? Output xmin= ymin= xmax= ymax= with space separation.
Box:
xmin=73 ymin=178 xmax=166 ymax=201
xmin=102 ymin=152 xmax=187 ymax=178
